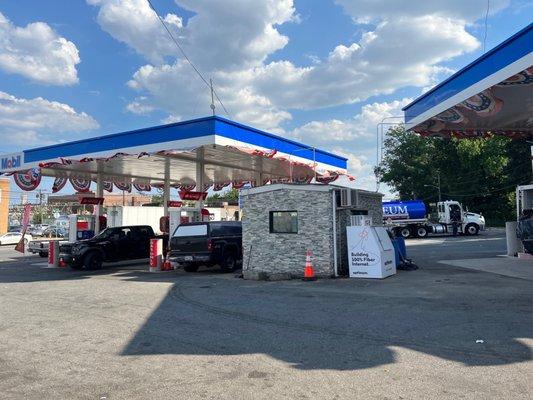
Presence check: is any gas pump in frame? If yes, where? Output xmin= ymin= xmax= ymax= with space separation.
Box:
xmin=68 ymin=214 xmax=105 ymax=242
xmin=160 ymin=206 xmax=210 ymax=235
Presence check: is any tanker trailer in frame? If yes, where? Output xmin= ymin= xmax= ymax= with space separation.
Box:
xmin=383 ymin=200 xmax=485 ymax=238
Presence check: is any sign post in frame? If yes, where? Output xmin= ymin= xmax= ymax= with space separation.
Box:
xmin=149 ymin=238 xmax=163 ymax=272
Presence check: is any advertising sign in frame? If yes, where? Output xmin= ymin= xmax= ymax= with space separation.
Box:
xmin=167 ymin=201 xmax=183 ymax=208
xmin=346 ymin=226 xmax=396 ymax=279
xmin=179 ymin=191 xmax=208 ymax=201
xmin=0 ymin=152 xmax=23 ymax=172
xmin=80 ymin=197 xmax=104 ymax=205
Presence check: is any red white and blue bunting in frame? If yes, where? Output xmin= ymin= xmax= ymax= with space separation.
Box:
xmin=70 ymin=177 xmax=91 ymax=192
xmin=52 ymin=176 xmax=68 ymax=193
xmin=14 ymin=169 xmax=41 ymax=191
xmin=103 ymin=181 xmax=113 ymax=192
xmin=133 ymin=181 xmax=151 ymax=192
xmin=114 ymin=180 xmax=132 ymax=192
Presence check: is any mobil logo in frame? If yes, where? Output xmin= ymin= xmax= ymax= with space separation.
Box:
xmin=1 ymin=154 xmax=21 ymax=170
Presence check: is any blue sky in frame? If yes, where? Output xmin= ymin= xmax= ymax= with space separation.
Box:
xmin=0 ymin=0 xmax=531 ymax=200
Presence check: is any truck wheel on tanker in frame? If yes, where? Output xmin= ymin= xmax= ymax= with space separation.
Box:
xmin=416 ymin=226 xmax=428 ymax=238
xmin=396 ymin=227 xmax=411 ymax=239
xmin=465 ymin=223 xmax=479 ymax=236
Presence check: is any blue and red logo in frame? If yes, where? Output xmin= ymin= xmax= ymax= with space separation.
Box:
xmin=1 ymin=155 xmax=21 ymax=170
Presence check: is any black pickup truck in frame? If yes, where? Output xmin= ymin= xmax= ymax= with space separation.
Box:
xmin=168 ymin=221 xmax=242 ymax=272
xmin=59 ymin=225 xmax=167 ymax=270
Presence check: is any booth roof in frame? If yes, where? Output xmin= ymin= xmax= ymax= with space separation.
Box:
xmin=403 ymin=23 xmax=533 ymax=138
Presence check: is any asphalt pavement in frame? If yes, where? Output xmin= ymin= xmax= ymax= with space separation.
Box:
xmin=0 ymin=229 xmax=531 ymax=399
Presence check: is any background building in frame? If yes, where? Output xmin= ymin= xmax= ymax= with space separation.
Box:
xmin=0 ymin=178 xmax=9 ymax=234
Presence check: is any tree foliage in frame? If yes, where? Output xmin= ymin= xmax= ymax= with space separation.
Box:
xmin=378 ymin=127 xmax=531 ymax=224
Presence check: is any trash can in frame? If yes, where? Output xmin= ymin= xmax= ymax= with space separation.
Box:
xmin=392 ymin=237 xmax=407 ymax=266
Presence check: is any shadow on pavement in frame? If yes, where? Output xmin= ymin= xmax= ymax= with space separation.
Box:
xmin=120 ymin=269 xmax=533 ymax=371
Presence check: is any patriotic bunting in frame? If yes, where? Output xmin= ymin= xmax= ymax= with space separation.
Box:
xmin=316 ymin=173 xmax=339 ymax=184
xmin=103 ymin=181 xmax=113 ymax=192
xmin=70 ymin=177 xmax=91 ymax=192
xmin=114 ymin=181 xmax=132 ymax=192
xmin=52 ymin=176 xmax=68 ymax=193
xmin=14 ymin=170 xmax=41 ymax=191
xmin=213 ymin=182 xmax=231 ymax=191
xmin=133 ymin=182 xmax=151 ymax=192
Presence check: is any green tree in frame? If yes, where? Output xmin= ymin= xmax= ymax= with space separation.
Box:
xmin=378 ymin=126 xmax=531 ymax=225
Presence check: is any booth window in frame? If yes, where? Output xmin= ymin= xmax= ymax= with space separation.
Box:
xmin=269 ymin=211 xmax=298 ymax=234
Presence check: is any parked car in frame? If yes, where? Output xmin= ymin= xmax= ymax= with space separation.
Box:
xmin=29 ymin=224 xmax=50 ymax=236
xmin=59 ymin=225 xmax=167 ymax=270
xmin=40 ymin=226 xmax=67 ymax=238
xmin=28 ymin=239 xmax=68 ymax=257
xmin=8 ymin=226 xmax=22 ymax=233
xmin=169 ymin=221 xmax=242 ymax=272
xmin=0 ymin=232 xmax=33 ymax=245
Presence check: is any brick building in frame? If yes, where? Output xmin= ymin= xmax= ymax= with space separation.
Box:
xmin=0 ymin=178 xmax=10 ymax=234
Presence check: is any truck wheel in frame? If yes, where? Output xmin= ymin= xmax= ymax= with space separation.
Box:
xmin=465 ymin=223 xmax=479 ymax=236
xmin=397 ymin=227 xmax=411 ymax=239
xmin=183 ymin=264 xmax=199 ymax=272
xmin=220 ymin=252 xmax=237 ymax=272
xmin=39 ymin=251 xmax=47 ymax=258
xmin=84 ymin=251 xmax=103 ymax=270
xmin=416 ymin=226 xmax=428 ymax=238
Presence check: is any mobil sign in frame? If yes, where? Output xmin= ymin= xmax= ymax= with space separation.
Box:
xmin=0 ymin=153 xmax=23 ymax=171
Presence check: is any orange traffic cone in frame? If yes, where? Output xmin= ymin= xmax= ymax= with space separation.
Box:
xmin=303 ymin=250 xmax=317 ymax=281
xmin=162 ymin=253 xmax=172 ymax=271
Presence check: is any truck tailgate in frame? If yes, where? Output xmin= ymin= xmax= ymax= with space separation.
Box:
xmin=170 ymin=223 xmax=209 ymax=254
xmin=170 ymin=236 xmax=208 ymax=253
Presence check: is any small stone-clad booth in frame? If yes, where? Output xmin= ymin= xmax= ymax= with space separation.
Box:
xmin=240 ymin=184 xmax=383 ymax=280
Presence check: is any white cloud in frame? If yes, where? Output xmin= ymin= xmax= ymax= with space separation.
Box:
xmin=286 ymin=99 xmax=411 ymax=193
xmin=125 ymin=97 xmax=155 ymax=115
xmin=0 ymin=91 xmax=99 ymax=147
xmin=0 ymin=12 xmax=80 ymax=85
xmin=87 ymin=0 xmax=183 ymax=64
xmin=334 ymin=0 xmax=509 ymax=24
xmin=289 ymin=98 xmax=412 ymax=144
xmin=88 ymin=0 xmax=507 ymax=123
xmin=122 ymin=2 xmax=483 ymax=123
xmin=87 ymin=0 xmax=296 ymax=69
xmin=249 ymin=16 xmax=478 ymax=110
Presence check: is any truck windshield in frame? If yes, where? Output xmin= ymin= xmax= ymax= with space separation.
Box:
xmin=93 ymin=228 xmax=117 ymax=240
xmin=173 ymin=224 xmax=207 ymax=237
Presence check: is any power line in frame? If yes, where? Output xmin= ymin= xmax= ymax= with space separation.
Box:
xmin=483 ymin=0 xmax=490 ymax=53
xmin=146 ymin=0 xmax=230 ymax=117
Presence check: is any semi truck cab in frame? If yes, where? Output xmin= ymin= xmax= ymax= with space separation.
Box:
xmin=436 ymin=200 xmax=485 ymax=235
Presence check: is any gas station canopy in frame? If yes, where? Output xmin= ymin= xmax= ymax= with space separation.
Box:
xmin=403 ymin=23 xmax=533 ymax=139
xmin=0 ymin=116 xmax=348 ymax=193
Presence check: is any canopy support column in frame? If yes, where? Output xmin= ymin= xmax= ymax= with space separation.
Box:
xmin=196 ymin=148 xmax=205 ymax=210
xmin=95 ymin=162 xmax=103 ymax=234
xmin=163 ymin=158 xmax=170 ymax=217
xmin=254 ymin=157 xmax=263 ymax=187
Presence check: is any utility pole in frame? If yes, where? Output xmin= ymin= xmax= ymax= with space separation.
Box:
xmin=210 ymin=78 xmax=216 ymax=116
xmin=437 ymin=173 xmax=442 ymax=203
